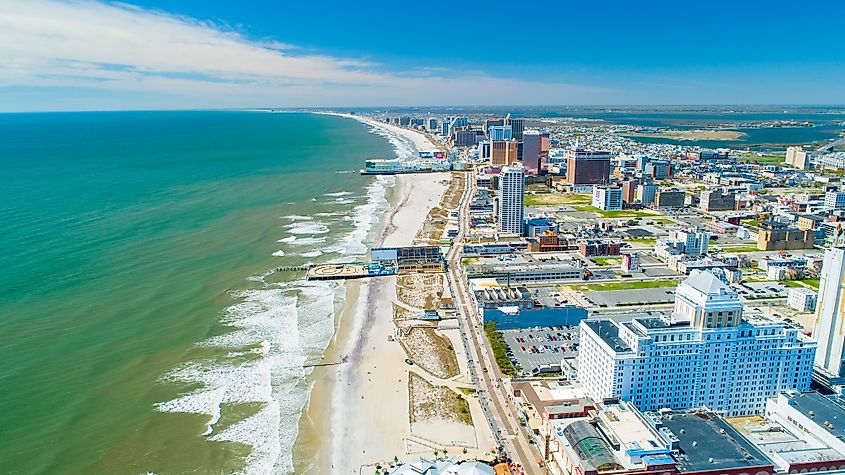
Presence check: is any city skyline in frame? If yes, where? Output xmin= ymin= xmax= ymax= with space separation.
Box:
xmin=2 ymin=0 xmax=845 ymax=112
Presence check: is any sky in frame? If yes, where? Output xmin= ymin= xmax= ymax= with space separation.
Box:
xmin=1 ymin=0 xmax=844 ymax=111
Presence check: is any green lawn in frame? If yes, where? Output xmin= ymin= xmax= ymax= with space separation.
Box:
xmin=571 ymin=205 xmax=660 ymax=218
xmin=648 ymin=218 xmax=675 ymax=225
xmin=720 ymin=246 xmax=761 ymax=253
xmin=461 ymin=257 xmax=479 ymax=267
xmin=566 ymin=279 xmax=679 ymax=292
xmin=799 ymin=279 xmax=820 ymax=289
xmin=591 ymin=257 xmax=621 ymax=267
xmin=524 ymin=192 xmax=591 ymax=207
xmin=737 ymin=154 xmax=785 ymax=164
xmin=628 ymin=238 xmax=657 ymax=246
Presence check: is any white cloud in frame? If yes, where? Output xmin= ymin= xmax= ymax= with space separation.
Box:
xmin=0 ymin=0 xmax=617 ymax=110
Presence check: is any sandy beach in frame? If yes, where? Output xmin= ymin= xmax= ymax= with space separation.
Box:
xmin=328 ymin=112 xmax=443 ymax=152
xmin=295 ymin=119 xmax=494 ymax=474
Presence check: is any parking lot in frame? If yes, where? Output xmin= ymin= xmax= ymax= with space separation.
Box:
xmin=586 ymin=287 xmax=676 ymax=307
xmin=501 ymin=326 xmax=579 ymax=376
xmin=733 ymin=281 xmax=789 ymax=300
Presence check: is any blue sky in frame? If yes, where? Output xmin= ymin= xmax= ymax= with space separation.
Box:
xmin=1 ymin=0 xmax=844 ymax=111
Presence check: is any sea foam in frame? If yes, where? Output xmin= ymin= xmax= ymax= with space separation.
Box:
xmin=153 ymin=116 xmax=404 ymax=474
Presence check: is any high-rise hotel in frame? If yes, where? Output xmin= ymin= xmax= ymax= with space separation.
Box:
xmin=497 ymin=166 xmax=525 ymax=235
xmin=578 ymin=271 xmax=816 ymax=416
xmin=813 ymin=234 xmax=845 ymax=389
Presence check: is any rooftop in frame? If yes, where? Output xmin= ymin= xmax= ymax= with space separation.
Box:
xmin=683 ymin=270 xmax=732 ymax=297
xmin=584 ymin=320 xmax=631 ymax=353
xmin=730 ymin=416 xmax=845 ymax=468
xmin=783 ymin=392 xmax=845 ymax=441
xmin=657 ymin=411 xmax=772 ymax=472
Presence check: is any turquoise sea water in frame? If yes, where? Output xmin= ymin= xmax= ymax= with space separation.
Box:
xmin=0 ymin=111 xmax=399 ymax=473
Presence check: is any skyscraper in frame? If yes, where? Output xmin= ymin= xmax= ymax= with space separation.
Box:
xmin=522 ymin=129 xmax=550 ymax=175
xmin=504 ymin=114 xmax=525 ymax=140
xmin=497 ymin=166 xmax=525 ymax=235
xmin=483 ymin=118 xmax=504 ymax=134
xmin=488 ymin=125 xmax=513 ymax=141
xmin=565 ymin=148 xmax=611 ymax=185
xmin=490 ymin=140 xmax=518 ymax=166
xmin=813 ymin=235 xmax=845 ymax=385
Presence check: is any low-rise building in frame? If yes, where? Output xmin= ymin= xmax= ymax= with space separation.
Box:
xmin=787 ymin=286 xmax=818 ymax=312
xmin=825 ymin=191 xmax=845 ymax=211
xmin=759 ymin=392 xmax=845 ymax=473
xmin=466 ymin=255 xmax=585 ymax=283
xmin=525 ymin=217 xmax=559 ymax=237
xmin=653 ymin=190 xmax=685 ymax=210
xmin=579 ymin=239 xmax=621 ymax=257
xmin=757 ymin=221 xmax=815 ymax=251
xmin=525 ymin=230 xmax=576 ymax=253
xmin=545 ymin=401 xmax=774 ymax=475
xmin=700 ymin=188 xmax=736 ymax=211
xmin=621 ymin=253 xmax=641 ymax=273
xmin=797 ymin=213 xmax=823 ymax=231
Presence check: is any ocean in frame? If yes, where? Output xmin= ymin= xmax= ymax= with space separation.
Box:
xmin=0 ymin=111 xmax=415 ymax=473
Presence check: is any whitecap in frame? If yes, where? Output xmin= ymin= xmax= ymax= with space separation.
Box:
xmin=272 ymin=250 xmax=286 ymax=257
xmin=285 ymin=222 xmax=330 ymax=235
xmin=277 ymin=236 xmax=297 ymax=243
xmin=283 ymin=215 xmax=313 ymax=222
xmin=155 ymin=282 xmax=344 ymax=473
xmin=300 ymin=250 xmax=323 ymax=258
xmin=285 ymin=236 xmax=326 ymax=246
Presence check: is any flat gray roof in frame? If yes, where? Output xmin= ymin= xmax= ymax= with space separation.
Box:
xmin=785 ymin=392 xmax=845 ymax=441
xmin=584 ymin=320 xmax=631 ymax=352
xmin=660 ymin=412 xmax=771 ymax=472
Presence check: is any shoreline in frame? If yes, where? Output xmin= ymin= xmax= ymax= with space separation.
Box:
xmin=321 ymin=111 xmax=442 ymax=152
xmin=293 ymin=116 xmax=449 ymax=473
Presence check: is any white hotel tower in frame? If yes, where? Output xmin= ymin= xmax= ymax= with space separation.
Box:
xmin=578 ymin=271 xmax=816 ymax=416
xmin=497 ymin=165 xmax=525 ymax=235
xmin=813 ymin=234 xmax=845 ymax=388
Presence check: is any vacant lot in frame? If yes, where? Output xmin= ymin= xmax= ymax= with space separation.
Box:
xmin=524 ymin=192 xmax=591 ymax=207
xmin=565 ymin=279 xmax=679 ymax=292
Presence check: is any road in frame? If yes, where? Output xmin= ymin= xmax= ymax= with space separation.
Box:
xmin=445 ymin=168 xmax=545 ymax=474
